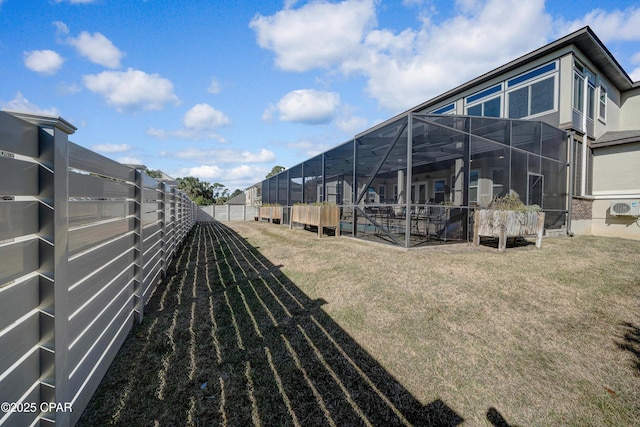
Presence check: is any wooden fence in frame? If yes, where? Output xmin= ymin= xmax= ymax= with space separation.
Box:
xmin=0 ymin=111 xmax=197 ymax=426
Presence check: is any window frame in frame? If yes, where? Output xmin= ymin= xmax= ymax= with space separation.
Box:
xmin=465 ymin=84 xmax=503 ymax=118
xmin=505 ymin=71 xmax=558 ymax=120
xmin=598 ymin=82 xmax=607 ymax=122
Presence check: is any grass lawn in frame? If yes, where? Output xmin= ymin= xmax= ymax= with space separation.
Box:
xmin=79 ymin=221 xmax=640 ymax=426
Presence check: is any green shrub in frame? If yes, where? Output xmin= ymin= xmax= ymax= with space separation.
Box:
xmin=488 ymin=192 xmax=541 ymax=213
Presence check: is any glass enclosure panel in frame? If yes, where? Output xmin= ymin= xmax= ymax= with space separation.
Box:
xmin=423 ymin=114 xmax=469 ymax=133
xmin=541 ymin=158 xmax=567 ymax=211
xmin=261 ymin=180 xmax=269 ymax=204
xmin=288 ymin=164 xmax=303 ymax=204
xmin=268 ymin=176 xmax=277 ymax=204
xmin=528 ymin=152 xmax=540 ymax=174
xmin=354 ymin=117 xmax=408 ymax=246
xmin=255 ymin=114 xmax=568 ymax=247
xmin=303 ymin=155 xmax=322 ymax=203
xmin=510 ymin=149 xmax=528 ymax=204
xmin=541 ymin=123 xmax=567 ymax=162
xmin=412 ymin=116 xmax=466 ymax=206
xmin=324 ymin=140 xmax=354 ymax=205
xmin=355 ymin=118 xmax=408 ymax=205
xmin=470 ymin=136 xmax=510 ymax=207
xmin=512 ymin=120 xmax=541 ymax=154
xmin=470 ymin=117 xmax=509 ymax=145
xmin=277 ymin=170 xmax=288 ymax=206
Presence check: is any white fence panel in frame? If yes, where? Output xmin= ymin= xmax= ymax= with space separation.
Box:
xmin=0 ymin=111 xmax=197 ymax=427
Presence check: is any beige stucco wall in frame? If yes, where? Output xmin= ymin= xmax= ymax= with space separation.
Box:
xmin=589 ymin=199 xmax=640 ymax=240
xmin=620 ymin=87 xmax=640 ymax=130
xmin=592 ymin=142 xmax=640 ymax=194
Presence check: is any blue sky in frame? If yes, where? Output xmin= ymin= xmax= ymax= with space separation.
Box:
xmin=1 ymin=0 xmax=639 ymax=191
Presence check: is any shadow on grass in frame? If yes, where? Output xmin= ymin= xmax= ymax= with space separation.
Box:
xmin=78 ymin=222 xmax=464 ymax=426
xmin=477 ymin=236 xmax=536 ymax=250
xmin=487 ymin=407 xmax=518 ymax=427
xmin=617 ymin=322 xmax=640 ymax=373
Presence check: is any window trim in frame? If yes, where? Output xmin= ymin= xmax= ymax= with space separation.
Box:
xmin=506 ymin=74 xmax=557 ymax=119
xmin=431 ymin=103 xmax=456 ymax=115
xmin=598 ymin=82 xmax=607 ymax=123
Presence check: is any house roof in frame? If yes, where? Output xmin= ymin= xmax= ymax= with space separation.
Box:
xmin=224 ymin=193 xmax=246 ymax=205
xmin=357 ymin=26 xmax=637 ymax=139
xmin=593 ymin=130 xmax=640 ymax=148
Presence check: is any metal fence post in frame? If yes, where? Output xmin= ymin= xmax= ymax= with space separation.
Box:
xmin=32 ymin=115 xmax=76 ymax=427
xmin=160 ymin=182 xmax=168 ymax=276
xmin=133 ymin=169 xmax=144 ymax=324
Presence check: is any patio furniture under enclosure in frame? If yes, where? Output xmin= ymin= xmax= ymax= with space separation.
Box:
xmin=261 ymin=114 xmax=568 ymax=248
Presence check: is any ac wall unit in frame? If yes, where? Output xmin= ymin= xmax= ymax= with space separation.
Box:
xmin=610 ymin=201 xmax=640 ymax=217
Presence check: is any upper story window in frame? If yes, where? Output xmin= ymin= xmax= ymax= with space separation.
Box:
xmin=431 ymin=103 xmax=456 ymax=115
xmin=465 ymin=84 xmax=502 ymax=117
xmin=598 ymin=83 xmax=607 ymax=122
xmin=573 ymin=61 xmax=596 ymax=120
xmin=507 ymin=62 xmax=557 ymax=119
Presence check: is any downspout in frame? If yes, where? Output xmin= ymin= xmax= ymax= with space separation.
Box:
xmin=566 ymin=131 xmax=575 ymax=236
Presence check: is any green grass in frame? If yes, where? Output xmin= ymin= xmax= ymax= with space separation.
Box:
xmin=79 ymin=222 xmax=640 ymax=426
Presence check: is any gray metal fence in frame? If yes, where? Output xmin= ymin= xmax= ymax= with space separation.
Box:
xmin=198 ymin=204 xmax=258 ymax=222
xmin=0 ymin=111 xmax=197 ymax=426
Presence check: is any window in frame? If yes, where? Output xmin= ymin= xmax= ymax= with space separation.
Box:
xmin=378 ymin=185 xmax=386 ymax=202
xmin=587 ymin=81 xmax=596 ymax=120
xmin=573 ymin=71 xmax=584 ymax=113
xmin=434 ymin=179 xmax=446 ymax=203
xmin=431 ymin=103 xmax=455 ymax=115
xmin=508 ymin=76 xmax=555 ymax=118
xmin=598 ymin=83 xmax=607 ymax=121
xmin=469 ymin=170 xmax=479 ymax=204
xmin=466 ymin=85 xmax=502 ymax=117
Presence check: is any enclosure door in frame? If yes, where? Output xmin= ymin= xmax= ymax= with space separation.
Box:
xmin=527 ymin=173 xmax=544 ymax=207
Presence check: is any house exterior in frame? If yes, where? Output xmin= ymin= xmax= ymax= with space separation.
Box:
xmin=245 ymin=182 xmax=262 ymax=207
xmin=406 ymin=25 xmax=640 ymax=240
xmin=259 ymin=26 xmax=640 ymax=244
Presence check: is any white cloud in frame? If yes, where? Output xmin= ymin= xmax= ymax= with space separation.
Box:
xmin=23 ymin=50 xmax=64 ymax=75
xmin=83 ymin=68 xmax=180 ymax=112
xmin=1 ymin=92 xmax=59 ymax=116
xmin=349 ymin=0 xmax=552 ymax=111
xmin=174 ymin=147 xmax=276 ymax=164
xmin=67 ymin=31 xmax=124 ymax=68
xmin=182 ymin=103 xmax=231 ymax=129
xmin=559 ymin=6 xmax=640 ymax=42
xmin=208 ymin=78 xmax=221 ymax=94
xmin=287 ymin=140 xmax=332 ymax=157
xmin=56 ymin=82 xmax=82 ymax=95
xmin=147 ymin=104 xmax=231 ymax=141
xmin=250 ymin=0 xmax=376 ymax=71
xmin=335 ymin=105 xmax=368 ymax=134
xmin=177 ymin=164 xmax=268 ymax=189
xmin=253 ymin=0 xmax=556 ymax=111
xmin=53 ymin=21 xmax=69 ymax=34
xmin=271 ymin=89 xmax=341 ymax=124
xmin=92 ymin=143 xmax=131 ymax=153
xmin=147 ymin=127 xmax=168 ymax=139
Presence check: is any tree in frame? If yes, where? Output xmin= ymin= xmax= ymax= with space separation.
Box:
xmin=146 ymin=169 xmax=164 ymax=179
xmin=266 ymin=165 xmax=285 ymax=178
xmin=229 ymin=189 xmax=243 ymax=198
